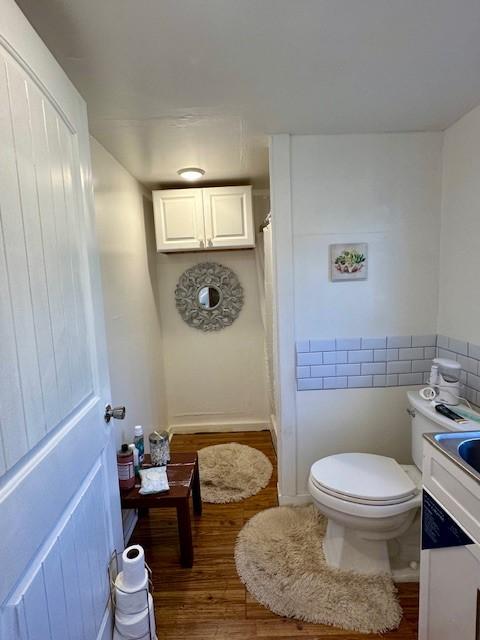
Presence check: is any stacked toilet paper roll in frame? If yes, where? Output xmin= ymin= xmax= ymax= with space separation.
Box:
xmin=114 ymin=593 xmax=156 ymax=640
xmin=122 ymin=545 xmax=148 ymax=593
xmin=113 ymin=545 xmax=157 ymax=640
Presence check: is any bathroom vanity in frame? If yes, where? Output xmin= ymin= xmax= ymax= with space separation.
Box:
xmin=420 ymin=429 xmax=480 ymax=639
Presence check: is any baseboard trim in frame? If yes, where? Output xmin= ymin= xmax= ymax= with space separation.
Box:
xmin=168 ymin=420 xmax=270 ymax=435
xmin=277 ymin=491 xmax=312 ymax=506
xmin=122 ymin=508 xmax=138 ymax=545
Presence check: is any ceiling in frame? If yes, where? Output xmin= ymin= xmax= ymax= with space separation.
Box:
xmin=16 ymin=0 xmax=480 ymax=189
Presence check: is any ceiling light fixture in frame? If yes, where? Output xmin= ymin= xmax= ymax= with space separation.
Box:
xmin=177 ymin=167 xmax=205 ymax=182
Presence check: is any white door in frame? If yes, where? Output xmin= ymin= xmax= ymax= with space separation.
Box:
xmin=203 ymin=186 xmax=255 ymax=249
xmin=153 ymin=188 xmax=205 ymax=252
xmin=0 ymin=2 xmax=123 ymax=639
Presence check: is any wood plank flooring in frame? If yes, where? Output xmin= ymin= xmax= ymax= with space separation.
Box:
xmin=130 ymin=431 xmax=419 ymax=639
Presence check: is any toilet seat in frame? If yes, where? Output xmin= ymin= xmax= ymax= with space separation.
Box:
xmin=310 ymin=479 xmax=417 ymax=506
xmin=310 ymin=453 xmax=418 ymax=506
xmin=308 ymin=473 xmax=421 ymax=520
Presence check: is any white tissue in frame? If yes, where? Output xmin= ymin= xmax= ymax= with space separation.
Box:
xmin=122 ymin=545 xmax=146 ymax=591
xmin=114 ymin=592 xmax=156 ymax=639
xmin=139 ymin=467 xmax=169 ymax=495
xmin=115 ymin=569 xmax=149 ymax=614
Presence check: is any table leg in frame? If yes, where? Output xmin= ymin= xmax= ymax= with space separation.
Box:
xmin=192 ymin=457 xmax=202 ymax=516
xmin=176 ymin=501 xmax=193 ymax=568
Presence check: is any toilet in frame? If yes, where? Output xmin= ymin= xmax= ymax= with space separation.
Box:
xmin=308 ymin=391 xmax=471 ymax=579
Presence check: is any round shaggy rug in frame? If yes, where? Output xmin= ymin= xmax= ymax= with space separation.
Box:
xmin=235 ymin=505 xmax=402 ymax=634
xmin=198 ymin=443 xmax=273 ymax=503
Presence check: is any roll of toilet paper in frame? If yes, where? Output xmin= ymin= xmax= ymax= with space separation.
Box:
xmin=122 ymin=544 xmax=146 ymax=590
xmin=115 ymin=592 xmax=155 ymax=640
xmin=113 ymin=632 xmax=157 ymax=640
xmin=115 ymin=569 xmax=149 ymax=614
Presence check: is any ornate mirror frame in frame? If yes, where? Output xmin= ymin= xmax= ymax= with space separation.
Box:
xmin=175 ymin=262 xmax=244 ymax=331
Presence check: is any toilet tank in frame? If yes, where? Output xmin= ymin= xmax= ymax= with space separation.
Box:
xmin=406 ymin=391 xmax=478 ymax=470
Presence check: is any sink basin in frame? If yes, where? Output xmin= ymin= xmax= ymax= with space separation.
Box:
xmin=458 ymin=438 xmax=480 ymax=473
xmin=424 ymin=430 xmax=480 ymax=483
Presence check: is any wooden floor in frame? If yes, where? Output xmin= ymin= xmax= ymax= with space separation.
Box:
xmin=130 ymin=431 xmax=419 ymax=639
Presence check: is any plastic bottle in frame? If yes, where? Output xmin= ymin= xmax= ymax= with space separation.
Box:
xmin=117 ymin=444 xmax=135 ymax=490
xmin=133 ymin=425 xmax=145 ymax=467
xmin=129 ymin=443 xmax=140 ymax=476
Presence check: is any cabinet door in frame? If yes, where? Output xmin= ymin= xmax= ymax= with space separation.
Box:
xmin=203 ymin=186 xmax=255 ymax=249
xmin=153 ymin=188 xmax=205 ymax=252
xmin=419 ymin=544 xmax=480 ymax=640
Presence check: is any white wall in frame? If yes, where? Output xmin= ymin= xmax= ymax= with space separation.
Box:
xmin=292 ymin=133 xmax=443 ymax=337
xmin=271 ymin=133 xmax=444 ymax=497
xmin=91 ymin=137 xmax=168 ymax=448
xmin=156 ymin=247 xmax=269 ymax=432
xmin=438 ymin=105 xmax=480 ymax=345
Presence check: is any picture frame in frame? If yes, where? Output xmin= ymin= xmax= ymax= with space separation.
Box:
xmin=330 ymin=243 xmax=368 ymax=281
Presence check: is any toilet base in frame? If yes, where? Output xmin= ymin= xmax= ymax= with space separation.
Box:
xmin=323 ymin=510 xmax=421 ymax=579
xmin=323 ymin=520 xmax=391 ymax=575
xmin=388 ymin=510 xmax=421 ymax=582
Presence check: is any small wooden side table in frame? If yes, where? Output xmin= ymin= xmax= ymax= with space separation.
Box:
xmin=120 ymin=452 xmax=202 ymax=567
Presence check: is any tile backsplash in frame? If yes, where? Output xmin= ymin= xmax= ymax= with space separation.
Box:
xmin=296 ymin=334 xmax=480 ymax=405
xmin=436 ymin=335 xmax=480 ymax=406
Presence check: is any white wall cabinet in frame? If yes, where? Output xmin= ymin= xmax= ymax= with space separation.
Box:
xmin=153 ymin=185 xmax=254 ymax=252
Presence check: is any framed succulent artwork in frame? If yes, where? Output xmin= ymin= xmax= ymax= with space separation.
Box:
xmin=330 ymin=243 xmax=368 ymax=281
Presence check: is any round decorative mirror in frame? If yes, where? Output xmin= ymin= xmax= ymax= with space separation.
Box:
xmin=175 ymin=262 xmax=244 ymax=331
xmin=198 ymin=285 xmax=221 ymax=310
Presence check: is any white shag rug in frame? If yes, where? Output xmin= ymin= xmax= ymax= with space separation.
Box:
xmin=198 ymin=443 xmax=273 ymax=503
xmin=235 ymin=505 xmax=402 ymax=634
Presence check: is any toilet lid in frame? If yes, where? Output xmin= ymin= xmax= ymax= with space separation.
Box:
xmin=310 ymin=453 xmax=417 ymax=503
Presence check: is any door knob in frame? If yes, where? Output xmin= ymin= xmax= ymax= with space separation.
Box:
xmin=104 ymin=404 xmax=126 ymax=423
